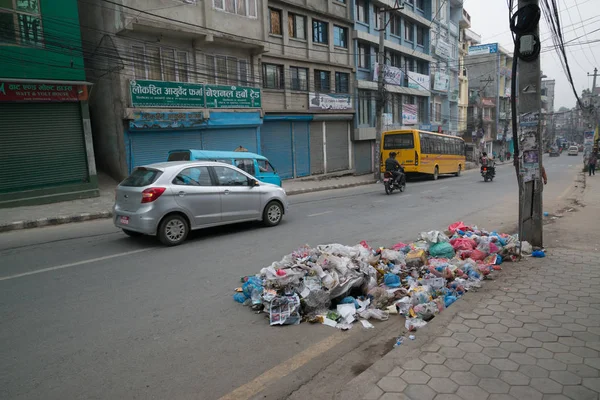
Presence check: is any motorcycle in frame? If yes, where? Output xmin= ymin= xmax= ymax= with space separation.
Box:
xmin=481 ymin=165 xmax=495 ymax=182
xmin=383 ymin=171 xmax=406 ymax=194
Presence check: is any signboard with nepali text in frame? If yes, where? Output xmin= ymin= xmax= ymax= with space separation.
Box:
xmin=129 ymin=80 xmax=262 ymax=109
xmin=0 ymin=81 xmax=88 ymax=102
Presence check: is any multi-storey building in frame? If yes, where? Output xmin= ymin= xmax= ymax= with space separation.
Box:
xmin=457 ymin=8 xmax=471 ymax=137
xmin=465 ymin=42 xmax=513 ymax=155
xmin=351 ymin=0 xmax=434 ymax=173
xmin=78 ymin=0 xmax=355 ymax=181
xmin=0 ymin=0 xmax=98 ymax=207
xmin=430 ymin=0 xmax=462 ymax=136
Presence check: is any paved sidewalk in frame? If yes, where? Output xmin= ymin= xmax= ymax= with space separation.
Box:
xmin=0 ymin=173 xmax=376 ymax=233
xmin=336 ymin=175 xmax=600 ymax=400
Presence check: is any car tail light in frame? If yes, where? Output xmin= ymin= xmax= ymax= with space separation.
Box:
xmin=141 ymin=187 xmax=166 ymax=203
xmin=415 ymin=150 xmax=419 ymax=166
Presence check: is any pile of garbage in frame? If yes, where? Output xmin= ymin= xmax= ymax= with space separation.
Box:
xmin=233 ymin=221 xmax=526 ymax=331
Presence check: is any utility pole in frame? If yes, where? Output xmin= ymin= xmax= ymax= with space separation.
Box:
xmin=374 ymin=6 xmax=386 ymax=180
xmin=516 ymin=0 xmax=543 ymax=248
xmin=588 ymin=68 xmax=598 ymax=92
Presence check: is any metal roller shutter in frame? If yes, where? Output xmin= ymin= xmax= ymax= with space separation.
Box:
xmin=293 ymin=121 xmax=310 ymax=177
xmin=309 ymin=121 xmax=324 ymax=175
xmin=354 ymin=141 xmax=373 ymax=174
xmin=261 ymin=121 xmax=293 ymax=179
xmin=0 ymin=102 xmax=89 ymax=193
xmin=202 ymin=128 xmax=258 ymax=153
xmin=128 ymin=130 xmax=202 ymax=172
xmin=326 ymin=121 xmax=350 ymax=172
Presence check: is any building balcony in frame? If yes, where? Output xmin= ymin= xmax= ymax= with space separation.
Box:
xmin=449 ymin=22 xmax=459 ymax=37
xmin=464 ymin=29 xmax=481 ymax=45
xmin=460 ymin=9 xmax=472 ymax=28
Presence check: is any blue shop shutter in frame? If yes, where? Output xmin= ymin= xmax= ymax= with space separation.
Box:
xmin=202 ymin=128 xmax=258 ymax=153
xmin=293 ymin=121 xmax=310 ymax=177
xmin=128 ymin=130 xmax=202 ymax=173
xmin=261 ymin=121 xmax=293 ymax=179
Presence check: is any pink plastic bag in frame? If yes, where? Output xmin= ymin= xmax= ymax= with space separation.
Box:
xmin=392 ymin=242 xmax=408 ymax=251
xmin=448 ymin=221 xmax=470 ymax=234
xmin=450 ymin=238 xmax=477 ymax=251
xmin=489 ymin=242 xmax=500 ymax=254
xmin=470 ymin=249 xmax=487 ymax=261
xmin=360 ymin=240 xmax=371 ymax=250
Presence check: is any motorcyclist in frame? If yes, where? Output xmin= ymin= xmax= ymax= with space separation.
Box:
xmin=385 ymin=152 xmax=405 ymax=186
xmin=480 ymin=152 xmax=495 ymax=175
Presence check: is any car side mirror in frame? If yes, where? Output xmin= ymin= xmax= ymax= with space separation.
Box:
xmin=250 ymin=179 xmax=260 ymax=187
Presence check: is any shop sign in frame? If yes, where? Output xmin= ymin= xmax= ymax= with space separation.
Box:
xmin=434 ymin=39 xmax=450 ymax=59
xmin=205 ymin=85 xmax=262 ymax=108
xmin=0 ymin=81 xmax=88 ymax=102
xmin=402 ymin=104 xmax=418 ymax=125
xmin=309 ymin=92 xmax=352 ymax=110
xmin=468 ymin=43 xmax=498 ymax=56
xmin=129 ymin=111 xmax=206 ymax=130
xmin=130 ymin=80 xmax=205 ymax=108
xmin=408 ymin=72 xmax=431 ymax=91
xmin=373 ymin=64 xmax=403 ymax=86
xmin=433 ymin=72 xmax=449 ymax=92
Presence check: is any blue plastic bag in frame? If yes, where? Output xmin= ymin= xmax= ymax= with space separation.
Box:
xmin=495 ymin=255 xmax=503 ymax=265
xmin=233 ymin=293 xmax=247 ymax=303
xmin=532 ymin=250 xmax=546 ymax=258
xmin=384 ymin=273 xmax=401 ymax=288
xmin=444 ymin=295 xmax=457 ymax=307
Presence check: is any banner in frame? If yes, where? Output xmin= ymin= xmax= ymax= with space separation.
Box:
xmin=373 ymin=64 xmax=403 ymax=86
xmin=433 ymin=72 xmax=449 ymax=92
xmin=309 ymin=92 xmax=352 ymax=110
xmin=402 ymin=104 xmax=418 ymax=125
xmin=435 ymin=39 xmax=450 ymax=59
xmin=468 ymin=43 xmax=498 ymax=55
xmin=0 ymin=81 xmax=88 ymax=102
xmin=407 ymin=71 xmax=431 ymax=91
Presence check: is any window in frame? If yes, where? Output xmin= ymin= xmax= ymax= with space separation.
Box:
xmin=389 ymin=51 xmax=401 ymax=68
xmin=213 ymin=0 xmax=257 ymax=18
xmin=290 ymin=66 xmax=308 ymax=91
xmin=355 ymin=0 xmax=367 ymax=23
xmin=384 ymin=133 xmax=415 ymax=150
xmin=313 ymin=19 xmax=328 ymax=44
xmin=358 ymin=90 xmax=372 ymax=125
xmin=390 ymin=15 xmax=401 ymax=36
xmin=258 ymin=160 xmax=275 ymax=172
xmin=314 ymin=70 xmax=331 ymax=92
xmin=132 ymin=46 xmax=190 ymax=82
xmin=235 ymin=159 xmax=256 ymax=175
xmin=405 ymin=57 xmax=415 ymax=72
xmin=213 ymin=166 xmax=250 ymax=186
xmin=358 ymin=42 xmax=370 ymax=69
xmin=122 ymin=168 xmax=162 ymax=187
xmin=416 ymin=0 xmax=425 ymax=9
xmin=335 ymin=72 xmax=349 ymax=93
xmin=0 ymin=0 xmax=43 ymax=47
xmin=417 ymin=61 xmax=428 ymax=75
xmin=263 ymin=64 xmax=284 ymax=89
xmin=435 ymin=103 xmax=442 ymax=122
xmin=335 ymin=0 xmax=346 ymax=3
xmin=416 ymin=26 xmax=425 ymax=46
xmin=404 ymin=95 xmax=416 ymax=105
xmin=203 ymin=54 xmax=249 ymax=85
xmin=288 ymin=13 xmax=306 ymax=39
xmin=405 ymin=21 xmax=414 ymax=42
xmin=418 ymin=97 xmax=427 ymax=122
xmin=173 ymin=167 xmax=213 ymax=186
xmin=269 ymin=8 xmax=282 ymax=35
xmin=333 ymin=25 xmax=348 ymax=48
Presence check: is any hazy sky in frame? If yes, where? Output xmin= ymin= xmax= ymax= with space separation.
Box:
xmin=466 ymin=0 xmax=598 ymax=110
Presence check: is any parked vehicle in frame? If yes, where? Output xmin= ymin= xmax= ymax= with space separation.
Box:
xmin=167 ymin=150 xmax=282 ymax=187
xmin=383 ymin=171 xmax=406 ymax=195
xmin=113 ymin=161 xmax=288 ymax=246
xmin=568 ymin=146 xmax=579 ymax=156
xmin=481 ymin=165 xmax=495 ymax=182
xmin=550 ymin=147 xmax=561 ymax=157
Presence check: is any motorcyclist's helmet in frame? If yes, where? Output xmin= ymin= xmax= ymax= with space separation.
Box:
xmin=482 ymin=152 xmax=487 ymax=157
xmin=390 ymin=152 xmax=397 ymax=158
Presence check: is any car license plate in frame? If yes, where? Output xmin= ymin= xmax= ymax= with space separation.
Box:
xmin=119 ymin=216 xmax=129 ymax=225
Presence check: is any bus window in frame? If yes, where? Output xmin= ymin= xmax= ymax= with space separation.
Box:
xmin=384 ymin=133 xmax=414 ymax=149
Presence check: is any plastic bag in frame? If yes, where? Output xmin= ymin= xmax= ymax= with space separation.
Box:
xmin=405 ymin=317 xmax=427 ymax=331
xmin=532 ymin=250 xmax=546 ymax=258
xmin=429 ymin=242 xmax=455 ymax=259
xmin=303 ymin=289 xmax=331 ymax=316
xmin=450 ymin=237 xmax=477 ymax=251
xmin=521 ymin=241 xmax=533 ymax=255
xmin=392 ymin=242 xmax=408 ymax=251
xmin=420 ymin=230 xmax=450 ymax=244
xmin=381 ymin=249 xmax=406 ymax=263
xmin=384 ymin=273 xmax=402 ymax=288
xmin=358 ymin=308 xmax=390 ymax=321
xmin=470 ymin=249 xmax=487 ymax=261
xmin=448 ymin=221 xmax=469 ymax=234
xmin=368 ymin=287 xmax=393 ymax=309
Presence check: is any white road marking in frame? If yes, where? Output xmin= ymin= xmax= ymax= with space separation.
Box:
xmin=439 ymin=186 xmax=448 ymax=190
xmin=0 ymin=249 xmax=151 ymax=282
xmin=422 ymin=189 xmax=433 ymax=194
xmin=373 ymin=200 xmax=385 ymax=203
xmin=307 ymin=211 xmax=333 ymax=217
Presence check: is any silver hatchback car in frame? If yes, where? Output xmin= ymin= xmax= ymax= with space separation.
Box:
xmin=113 ymin=161 xmax=289 ymax=246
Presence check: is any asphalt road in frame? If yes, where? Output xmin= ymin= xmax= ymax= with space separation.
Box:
xmin=0 ymin=155 xmax=582 ymax=400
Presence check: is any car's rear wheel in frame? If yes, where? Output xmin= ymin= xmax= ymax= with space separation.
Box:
xmin=122 ymin=229 xmax=143 ymax=237
xmin=432 ymin=166 xmax=439 ymax=180
xmin=263 ymin=201 xmax=283 ymax=227
xmin=158 ymin=214 xmax=189 ymax=246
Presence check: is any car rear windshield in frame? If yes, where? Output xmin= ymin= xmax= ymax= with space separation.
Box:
xmin=168 ymin=151 xmax=191 ymax=161
xmin=121 ymin=168 xmax=162 ymax=187
xmin=384 ymin=133 xmax=414 ymax=150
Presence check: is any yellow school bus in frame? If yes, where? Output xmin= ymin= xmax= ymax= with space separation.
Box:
xmin=380 ymin=129 xmax=466 ymax=180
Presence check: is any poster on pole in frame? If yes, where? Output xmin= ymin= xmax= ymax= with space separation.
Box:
xmin=518 ymin=112 xmax=540 ymax=183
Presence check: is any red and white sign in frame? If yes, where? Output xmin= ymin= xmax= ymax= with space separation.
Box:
xmin=0 ymin=81 xmax=88 ymax=102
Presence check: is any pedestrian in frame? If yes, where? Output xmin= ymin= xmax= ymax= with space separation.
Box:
xmin=589 ymin=152 xmax=598 ymax=176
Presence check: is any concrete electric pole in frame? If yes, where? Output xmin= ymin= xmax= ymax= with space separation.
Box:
xmin=588 ymin=68 xmax=598 ymax=92
xmin=516 ymin=0 xmax=543 ymax=248
xmin=374 ymin=7 xmax=387 ymax=180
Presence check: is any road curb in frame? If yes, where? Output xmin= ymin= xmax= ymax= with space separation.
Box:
xmin=286 ymin=180 xmax=376 ymax=196
xmin=0 ymin=211 xmax=113 ymax=233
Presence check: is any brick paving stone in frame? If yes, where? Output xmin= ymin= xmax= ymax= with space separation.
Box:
xmin=549 ymin=370 xmax=582 ymax=385
xmin=403 ymin=384 xmax=437 ymax=400
xmin=377 ymin=377 xmax=408 ymax=393
xmin=427 ymin=378 xmax=458 ymax=394
xmin=450 ymin=372 xmax=480 ymax=386
xmin=499 ymin=371 xmax=530 ymax=386
xmin=455 ymin=385 xmax=490 ymax=400
xmin=478 ymin=378 xmax=511 ymax=394
xmin=424 ymin=365 xmax=453 ymax=378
